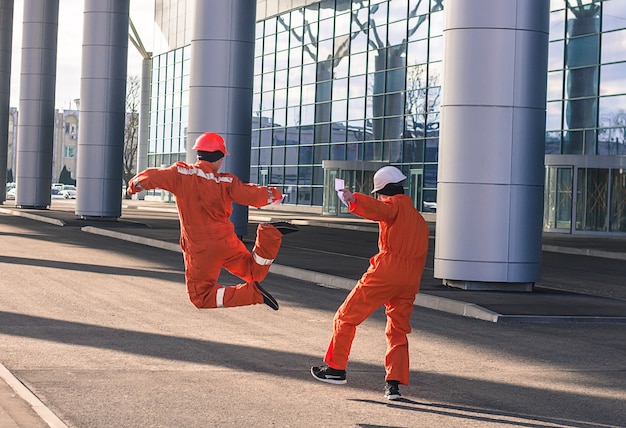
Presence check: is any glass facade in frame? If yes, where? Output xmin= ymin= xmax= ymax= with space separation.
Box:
xmin=249 ymin=0 xmax=443 ymax=212
xmin=148 ymin=0 xmax=626 ymax=234
xmin=545 ymin=0 xmax=626 ymax=233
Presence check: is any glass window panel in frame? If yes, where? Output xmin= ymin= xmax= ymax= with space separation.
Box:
xmin=253 ymin=93 xmax=261 ymax=114
xmin=263 ymin=54 xmax=275 ymax=73
xmin=549 ymin=10 xmax=566 ymax=41
xmin=285 ymin=146 xmax=298 ymax=164
xmin=276 ymin=49 xmax=289 ymax=70
xmin=333 ymin=77 xmax=348 ymax=99
xmin=284 ymin=167 xmax=297 ymax=185
xmin=388 ymin=19 xmax=407 ymax=46
xmin=566 ymin=34 xmax=599 ymax=68
xmin=334 ymin=54 xmax=349 ymax=79
xmin=601 ymin=29 xmax=626 ymax=64
xmin=545 ymin=131 xmax=562 ymax=154
xmin=275 ymin=70 xmax=288 ymax=89
xmin=429 ymin=36 xmax=443 ymax=62
xmin=600 ymin=62 xmax=626 ymax=96
xmin=261 ymin=92 xmax=274 ymax=111
xmin=403 ymin=138 xmax=424 ymax=162
xmin=430 ymin=10 xmax=444 ymax=37
xmin=301 ymin=104 xmax=315 ymax=125
xmin=302 ymin=44 xmax=317 ymax=64
xmin=349 ymin=75 xmax=367 ymax=98
xmin=318 ymin=38 xmax=334 ymax=60
xmin=299 ymin=146 xmax=313 ymax=164
xmin=289 ymin=45 xmax=303 ymax=68
xmin=547 ymin=71 xmax=564 ymax=100
xmin=370 ymin=25 xmax=387 ymax=51
xmin=254 ymin=56 xmax=262 ymax=75
xmin=332 ymin=100 xmax=348 ymax=122
xmin=301 ymin=83 xmax=316 ymax=104
xmin=599 ymin=95 xmax=626 ymax=126
xmin=565 ymin=98 xmax=597 ymax=130
xmin=264 ymin=33 xmax=276 ymax=56
xmin=314 ymin=143 xmax=329 ymax=163
xmin=272 ymin=145 xmax=285 ymax=164
xmin=260 ymin=130 xmax=272 ymax=148
xmin=301 ymin=64 xmax=317 ymax=85
xmin=603 ymin=1 xmax=626 ymax=32
xmin=276 ymin=29 xmax=290 ymax=52
xmin=298 ymin=166 xmax=312 ymax=185
xmin=288 ymin=66 xmax=302 ymax=88
xmin=548 ymin=40 xmax=564 ymax=70
xmin=348 ymin=97 xmax=365 ymax=120
xmin=273 ymin=108 xmax=287 ymax=126
xmin=424 ymin=138 xmax=438 ymax=162
xmin=388 ymin=0 xmax=407 ymax=22
xmin=565 ymin=66 xmax=598 ymax=99
xmin=407 ymin=15 xmax=429 ymax=42
xmin=335 ymin=12 xmax=351 ymax=37
xmin=270 ymin=166 xmax=284 ymax=184
xmin=610 ymin=169 xmax=626 ymax=232
xmin=330 ymin=144 xmax=346 ymax=160
xmin=350 ymin=31 xmax=369 ymax=54
xmin=319 ymin=17 xmax=334 ymax=40
xmin=428 ymin=62 xmax=443 ymax=86
xmin=262 ymin=73 xmax=274 ymax=93
xmin=350 ymin=52 xmax=368 ymax=76
xmin=407 ymin=39 xmax=428 ymax=65
xmin=546 ymin=101 xmax=563 ymax=130
xmin=567 ymin=4 xmax=600 ymax=38
xmin=409 ymin=0 xmax=429 ymax=16
xmin=576 ymin=168 xmax=608 ymax=231
xmin=287 ymin=91 xmax=301 ymax=113
xmin=287 ymin=105 xmax=300 ymax=126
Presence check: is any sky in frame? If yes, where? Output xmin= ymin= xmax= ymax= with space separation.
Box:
xmin=9 ymin=0 xmax=156 ymax=110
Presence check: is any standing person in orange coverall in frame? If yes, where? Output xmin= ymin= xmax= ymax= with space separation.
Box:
xmin=310 ymin=166 xmax=429 ymax=400
xmin=126 ymin=132 xmax=298 ymax=311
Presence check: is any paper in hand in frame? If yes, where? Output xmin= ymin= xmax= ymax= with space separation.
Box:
xmin=335 ymin=178 xmax=348 ymax=207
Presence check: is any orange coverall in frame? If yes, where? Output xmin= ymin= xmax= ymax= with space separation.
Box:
xmin=127 ymin=160 xmax=283 ymax=309
xmin=324 ymin=193 xmax=429 ymax=385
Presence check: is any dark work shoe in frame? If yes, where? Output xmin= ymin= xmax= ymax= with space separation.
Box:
xmin=310 ymin=365 xmax=347 ymax=384
xmin=384 ymin=380 xmax=401 ymax=400
xmin=255 ymin=282 xmax=279 ymax=310
xmin=268 ymin=221 xmax=299 ymax=235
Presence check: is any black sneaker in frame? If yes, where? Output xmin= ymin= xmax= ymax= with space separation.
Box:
xmin=384 ymin=381 xmax=401 ymax=400
xmin=254 ymin=282 xmax=279 ymax=310
xmin=268 ymin=221 xmax=299 ymax=235
xmin=310 ymin=365 xmax=347 ymax=384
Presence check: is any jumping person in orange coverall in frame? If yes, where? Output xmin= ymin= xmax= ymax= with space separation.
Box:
xmin=310 ymin=166 xmax=429 ymax=400
xmin=126 ymin=132 xmax=298 ymax=311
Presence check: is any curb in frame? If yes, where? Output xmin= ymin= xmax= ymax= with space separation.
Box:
xmin=0 ymin=363 xmax=68 ymax=428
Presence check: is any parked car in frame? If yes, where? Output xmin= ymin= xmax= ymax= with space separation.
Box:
xmin=6 ymin=186 xmax=16 ymax=200
xmin=51 ymin=188 xmax=65 ymax=199
xmin=59 ymin=184 xmax=77 ymax=199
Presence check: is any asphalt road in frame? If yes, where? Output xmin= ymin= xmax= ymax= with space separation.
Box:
xmin=1 ymin=211 xmax=625 ymax=427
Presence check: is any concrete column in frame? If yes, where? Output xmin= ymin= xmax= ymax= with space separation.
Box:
xmin=76 ymin=0 xmax=130 ymax=219
xmin=0 ymin=0 xmax=13 ymax=203
xmin=187 ymin=0 xmax=257 ymax=237
xmin=134 ymin=55 xmax=151 ymax=200
xmin=15 ymin=0 xmax=59 ymax=209
xmin=434 ymin=0 xmax=549 ymax=291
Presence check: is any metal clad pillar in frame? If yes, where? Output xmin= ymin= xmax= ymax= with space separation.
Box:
xmin=188 ymin=0 xmax=257 ymax=237
xmin=76 ymin=0 xmax=130 ymax=219
xmin=0 ymin=0 xmax=13 ymax=203
xmin=435 ymin=0 xmax=550 ymax=290
xmin=134 ymin=56 xmax=151 ymax=200
xmin=15 ymin=0 xmax=59 ymax=208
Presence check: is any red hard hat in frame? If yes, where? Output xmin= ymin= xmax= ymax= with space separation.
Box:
xmin=192 ymin=132 xmax=229 ymax=155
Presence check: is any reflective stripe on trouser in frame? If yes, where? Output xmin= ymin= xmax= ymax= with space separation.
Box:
xmin=323 ymin=259 xmax=420 ymax=385
xmin=182 ymin=224 xmax=283 ymax=309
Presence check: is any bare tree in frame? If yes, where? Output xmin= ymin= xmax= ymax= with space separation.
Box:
xmin=123 ymin=75 xmax=140 ymax=198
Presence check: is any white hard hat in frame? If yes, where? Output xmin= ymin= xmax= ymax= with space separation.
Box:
xmin=371 ymin=166 xmax=407 ymax=193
